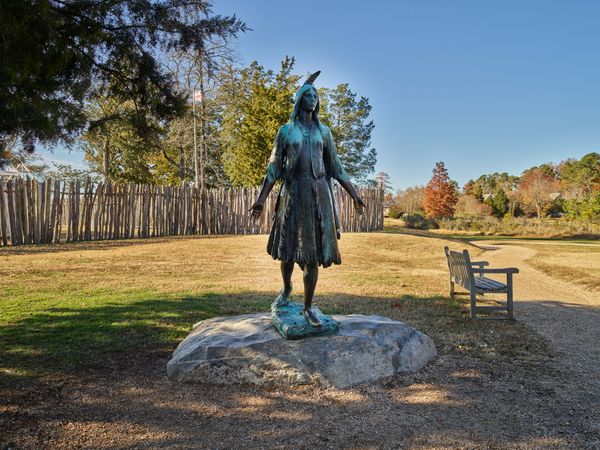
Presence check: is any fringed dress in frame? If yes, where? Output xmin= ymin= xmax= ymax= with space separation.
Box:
xmin=264 ymin=121 xmax=352 ymax=268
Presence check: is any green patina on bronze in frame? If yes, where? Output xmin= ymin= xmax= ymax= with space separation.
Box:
xmin=271 ymin=301 xmax=338 ymax=340
xmin=250 ymin=71 xmax=365 ymax=337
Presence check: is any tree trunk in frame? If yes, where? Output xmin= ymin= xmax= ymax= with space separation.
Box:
xmin=103 ymin=136 xmax=110 ymax=180
xmin=178 ymin=145 xmax=186 ymax=182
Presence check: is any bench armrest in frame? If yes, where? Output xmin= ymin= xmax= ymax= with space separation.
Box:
xmin=470 ymin=261 xmax=489 ymax=267
xmin=471 ymin=267 xmax=519 ymax=274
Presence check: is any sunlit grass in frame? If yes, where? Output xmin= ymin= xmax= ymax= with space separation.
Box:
xmin=0 ymin=232 xmax=550 ymax=386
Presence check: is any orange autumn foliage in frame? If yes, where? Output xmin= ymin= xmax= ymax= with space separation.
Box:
xmin=424 ymin=161 xmax=458 ymax=219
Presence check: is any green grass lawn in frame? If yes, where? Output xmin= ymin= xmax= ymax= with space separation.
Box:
xmin=0 ymin=232 xmax=550 ymax=387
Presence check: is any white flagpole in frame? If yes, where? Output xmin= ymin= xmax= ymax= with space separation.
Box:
xmin=193 ymin=91 xmax=200 ymax=190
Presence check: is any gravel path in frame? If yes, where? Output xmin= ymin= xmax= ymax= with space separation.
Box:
xmin=481 ymin=243 xmax=600 ymax=441
xmin=482 ymin=243 xmax=600 ymax=377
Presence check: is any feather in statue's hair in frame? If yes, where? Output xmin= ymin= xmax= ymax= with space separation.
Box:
xmin=303 ymin=71 xmax=321 ymax=86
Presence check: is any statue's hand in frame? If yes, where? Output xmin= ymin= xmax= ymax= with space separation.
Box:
xmin=353 ymin=197 xmax=366 ymax=216
xmin=249 ymin=201 xmax=264 ymax=220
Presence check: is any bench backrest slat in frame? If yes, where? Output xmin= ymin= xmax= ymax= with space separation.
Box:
xmin=444 ymin=246 xmax=475 ymax=289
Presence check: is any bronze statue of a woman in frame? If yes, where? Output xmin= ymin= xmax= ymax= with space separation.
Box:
xmin=250 ymin=71 xmax=365 ymax=329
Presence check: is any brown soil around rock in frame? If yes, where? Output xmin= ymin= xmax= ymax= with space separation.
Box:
xmin=0 ymin=346 xmax=592 ymax=449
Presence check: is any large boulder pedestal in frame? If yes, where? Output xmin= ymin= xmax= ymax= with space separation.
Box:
xmin=167 ymin=313 xmax=437 ymax=389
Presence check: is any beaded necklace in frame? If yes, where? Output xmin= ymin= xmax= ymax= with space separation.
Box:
xmin=298 ymin=121 xmax=313 ymax=145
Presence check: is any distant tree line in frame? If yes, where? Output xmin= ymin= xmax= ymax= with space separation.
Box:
xmin=390 ymin=152 xmax=600 ymax=225
xmin=77 ymin=57 xmax=377 ymax=187
xmin=1 ymin=0 xmax=377 ymax=188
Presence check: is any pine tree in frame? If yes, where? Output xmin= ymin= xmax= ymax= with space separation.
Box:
xmin=318 ymin=84 xmax=376 ymax=183
xmin=219 ymin=58 xmax=300 ymax=187
xmin=559 ymin=152 xmax=600 ymax=199
xmin=491 ymin=187 xmax=509 ymax=218
xmin=0 ymin=0 xmax=246 ymax=158
xmin=423 ymin=162 xmax=458 ymax=219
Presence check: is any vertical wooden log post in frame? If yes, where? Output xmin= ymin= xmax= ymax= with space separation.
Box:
xmin=0 ymin=180 xmax=8 ymax=246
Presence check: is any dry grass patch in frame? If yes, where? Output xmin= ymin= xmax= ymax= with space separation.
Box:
xmin=523 ymin=242 xmax=600 ymax=292
xmin=0 ymin=231 xmax=550 ymax=386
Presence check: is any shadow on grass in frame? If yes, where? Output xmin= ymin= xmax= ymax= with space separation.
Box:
xmin=3 ymin=295 xmax=597 ymax=448
xmin=0 ymin=290 xmax=551 ymax=388
xmin=0 ymin=234 xmax=244 ymax=256
xmin=0 ymin=292 xmax=270 ymax=386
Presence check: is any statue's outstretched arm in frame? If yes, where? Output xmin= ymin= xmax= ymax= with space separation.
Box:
xmin=250 ymin=127 xmax=285 ymax=219
xmin=325 ymin=128 xmax=366 ymax=215
xmin=252 ymin=176 xmax=276 ymax=210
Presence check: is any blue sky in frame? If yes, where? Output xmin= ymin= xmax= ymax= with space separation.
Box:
xmin=40 ymin=0 xmax=600 ymax=190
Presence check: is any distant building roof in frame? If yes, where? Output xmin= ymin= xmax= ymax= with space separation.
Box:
xmin=0 ymin=162 xmax=32 ymax=179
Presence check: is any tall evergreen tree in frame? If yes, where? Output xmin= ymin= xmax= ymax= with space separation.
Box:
xmin=318 ymin=84 xmax=376 ymax=183
xmin=219 ymin=59 xmax=377 ymax=187
xmin=219 ymin=58 xmax=301 ymax=186
xmin=375 ymin=171 xmax=393 ymax=193
xmin=491 ymin=187 xmax=509 ymax=218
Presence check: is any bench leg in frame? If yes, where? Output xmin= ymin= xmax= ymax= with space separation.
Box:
xmin=469 ymin=289 xmax=477 ymax=319
xmin=507 ymin=273 xmax=514 ymax=319
xmin=450 ymin=281 xmax=455 ymax=300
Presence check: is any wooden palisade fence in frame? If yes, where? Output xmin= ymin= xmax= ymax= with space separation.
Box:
xmin=0 ymin=178 xmax=384 ymax=246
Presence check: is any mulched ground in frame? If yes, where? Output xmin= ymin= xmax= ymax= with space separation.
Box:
xmin=1 ymin=345 xmax=596 ymax=449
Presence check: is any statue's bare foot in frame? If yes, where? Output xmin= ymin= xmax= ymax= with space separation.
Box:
xmin=303 ymin=308 xmax=322 ymax=327
xmin=272 ymin=285 xmax=292 ymax=309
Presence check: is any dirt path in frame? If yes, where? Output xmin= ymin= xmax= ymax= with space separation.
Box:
xmin=481 ymin=243 xmax=600 ymax=437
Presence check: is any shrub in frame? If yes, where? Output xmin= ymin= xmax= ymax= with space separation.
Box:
xmin=388 ymin=204 xmax=404 ymax=219
xmin=437 ymin=216 xmax=600 ymax=237
xmin=403 ymin=213 xmax=439 ymax=230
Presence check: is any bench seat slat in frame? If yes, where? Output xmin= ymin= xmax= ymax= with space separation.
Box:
xmin=474 ymin=277 xmax=506 ymax=292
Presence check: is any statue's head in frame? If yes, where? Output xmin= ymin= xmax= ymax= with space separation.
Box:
xmin=290 ymin=71 xmax=321 ymax=125
xmin=300 ymin=86 xmax=318 ymax=113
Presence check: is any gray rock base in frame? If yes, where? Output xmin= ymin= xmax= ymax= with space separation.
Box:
xmin=167 ymin=313 xmax=437 ymax=389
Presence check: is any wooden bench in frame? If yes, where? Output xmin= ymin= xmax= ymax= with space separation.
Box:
xmin=444 ymin=246 xmax=519 ymax=319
